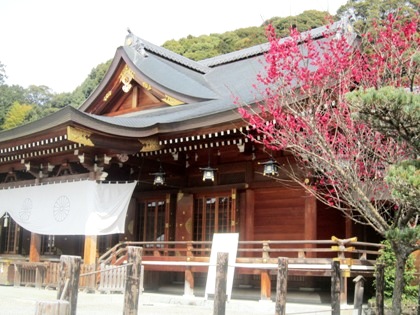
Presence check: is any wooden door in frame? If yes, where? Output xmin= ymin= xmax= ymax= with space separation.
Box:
xmin=175 ymin=192 xmax=193 ymax=243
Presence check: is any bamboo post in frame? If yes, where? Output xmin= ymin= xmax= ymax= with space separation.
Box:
xmin=331 ymin=260 xmax=341 ymax=315
xmin=213 ymin=252 xmax=228 ymax=315
xmin=123 ymin=246 xmax=143 ymax=315
xmin=275 ymin=257 xmax=288 ymax=315
xmin=56 ymin=255 xmax=81 ymax=315
xmin=376 ymin=264 xmax=384 ymax=315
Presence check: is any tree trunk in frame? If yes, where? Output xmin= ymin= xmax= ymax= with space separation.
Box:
xmin=391 ymin=242 xmax=409 ymax=315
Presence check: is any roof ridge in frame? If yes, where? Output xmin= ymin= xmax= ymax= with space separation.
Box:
xmin=124 ymin=32 xmax=211 ymax=74
xmin=199 ymin=19 xmax=350 ymax=67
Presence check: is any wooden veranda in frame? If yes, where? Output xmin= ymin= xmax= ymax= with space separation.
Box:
xmin=8 ymin=237 xmax=382 ymax=304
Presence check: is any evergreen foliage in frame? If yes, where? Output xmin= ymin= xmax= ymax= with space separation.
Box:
xmin=376 ymin=239 xmax=418 ymax=301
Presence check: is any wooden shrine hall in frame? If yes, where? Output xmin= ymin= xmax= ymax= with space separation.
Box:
xmin=0 ymin=20 xmax=381 ymax=299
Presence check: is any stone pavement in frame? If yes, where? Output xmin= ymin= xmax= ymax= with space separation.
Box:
xmin=0 ymin=285 xmax=357 ymax=315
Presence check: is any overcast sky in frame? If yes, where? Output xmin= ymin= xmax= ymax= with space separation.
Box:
xmin=0 ymin=0 xmax=348 ymax=93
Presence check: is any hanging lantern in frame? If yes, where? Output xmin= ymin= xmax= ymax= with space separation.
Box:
xmin=260 ymin=159 xmax=279 ymax=176
xmin=150 ymin=163 xmax=165 ymax=186
xmin=152 ymin=171 xmax=165 ymax=186
xmin=200 ymin=166 xmax=217 ymax=182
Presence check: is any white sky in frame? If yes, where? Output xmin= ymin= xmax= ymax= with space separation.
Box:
xmin=0 ymin=0 xmax=348 ymax=93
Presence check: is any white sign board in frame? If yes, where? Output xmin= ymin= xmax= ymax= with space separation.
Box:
xmin=205 ymin=233 xmax=239 ymax=300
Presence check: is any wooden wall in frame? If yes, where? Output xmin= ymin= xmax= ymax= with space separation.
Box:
xmin=253 ymin=187 xmax=306 ymax=241
xmin=317 ymin=202 xmax=346 ymax=240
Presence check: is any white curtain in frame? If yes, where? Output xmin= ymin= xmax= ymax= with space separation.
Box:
xmin=0 ymin=180 xmax=136 ymax=235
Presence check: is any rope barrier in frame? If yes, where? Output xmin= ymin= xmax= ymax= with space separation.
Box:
xmin=79 ymin=263 xmax=133 ymax=277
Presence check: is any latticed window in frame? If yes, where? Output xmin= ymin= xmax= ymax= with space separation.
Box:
xmin=1 ymin=218 xmax=20 ymax=254
xmin=193 ymin=195 xmax=233 ymax=243
xmin=138 ymin=199 xmax=166 ymax=247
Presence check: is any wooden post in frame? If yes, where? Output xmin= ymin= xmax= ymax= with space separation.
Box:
xmin=123 ymin=246 xmax=143 ymax=315
xmin=275 ymin=257 xmax=288 ymax=315
xmin=353 ymin=275 xmax=365 ymax=315
xmin=35 ymin=300 xmax=70 ymax=315
xmin=213 ymin=252 xmax=228 ymax=315
xmin=376 ymin=264 xmax=385 ymax=315
xmin=35 ymin=265 xmax=45 ymax=289
xmin=29 ymin=233 xmax=41 ymax=262
xmin=331 ymin=260 xmax=341 ymax=315
xmin=56 ymin=255 xmax=81 ymax=315
xmin=13 ymin=264 xmax=21 ymax=287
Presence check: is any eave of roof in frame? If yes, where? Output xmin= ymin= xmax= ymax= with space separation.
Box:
xmin=0 ymin=107 xmax=154 ymax=143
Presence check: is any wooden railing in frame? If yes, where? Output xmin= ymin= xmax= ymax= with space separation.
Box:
xmin=98 ymin=237 xmax=382 ymax=271
xmin=12 ymin=261 xmax=96 ymax=290
xmin=10 ymin=237 xmax=383 ymax=298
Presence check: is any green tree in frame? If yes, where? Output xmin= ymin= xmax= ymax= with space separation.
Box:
xmin=347 ymin=86 xmax=420 ymax=156
xmin=264 ymin=10 xmax=333 ymax=37
xmin=26 ymin=85 xmax=53 ymax=106
xmin=72 ymin=60 xmax=112 ymax=107
xmin=337 ymin=0 xmax=419 ymax=33
xmin=162 ymin=10 xmax=329 ymax=60
xmin=376 ymin=240 xmax=417 ymax=302
xmin=0 ymin=62 xmax=6 ymax=85
xmin=0 ymin=84 xmax=27 ymax=128
xmin=48 ymin=92 xmax=75 ymax=109
xmin=2 ymin=102 xmax=33 ymax=130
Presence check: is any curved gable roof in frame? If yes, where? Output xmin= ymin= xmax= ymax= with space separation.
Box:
xmin=1 ymin=18 xmax=357 ymax=144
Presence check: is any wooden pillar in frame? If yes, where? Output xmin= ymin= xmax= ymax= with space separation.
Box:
xmin=345 ymin=217 xmax=353 ymax=239
xmin=29 ymin=233 xmax=41 ymax=262
xmin=184 ymin=267 xmax=194 ymax=296
xmin=230 ymin=189 xmax=237 ymax=232
xmin=83 ymin=235 xmax=97 ymax=265
xmin=260 ymin=271 xmax=271 ymax=301
xmin=245 ymin=190 xmax=254 ymax=242
xmin=304 ymin=193 xmax=317 ymax=258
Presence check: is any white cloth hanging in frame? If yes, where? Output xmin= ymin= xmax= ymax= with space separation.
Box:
xmin=0 ymin=180 xmax=136 ymax=235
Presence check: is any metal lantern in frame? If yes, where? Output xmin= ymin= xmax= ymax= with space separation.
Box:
xmin=261 ymin=159 xmax=279 ymax=176
xmin=150 ymin=164 xmax=165 ymax=186
xmin=200 ymin=166 xmax=217 ymax=182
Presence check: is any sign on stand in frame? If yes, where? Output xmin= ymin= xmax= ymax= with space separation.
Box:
xmin=205 ymin=233 xmax=239 ymax=301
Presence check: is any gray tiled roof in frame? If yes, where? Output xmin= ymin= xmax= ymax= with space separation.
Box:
xmin=0 ymin=18 xmax=355 ymax=141
xmin=93 ymin=19 xmax=352 ymax=130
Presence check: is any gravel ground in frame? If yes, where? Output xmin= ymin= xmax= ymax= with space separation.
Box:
xmin=0 ymin=285 xmax=357 ymax=315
